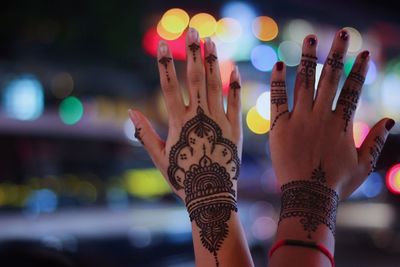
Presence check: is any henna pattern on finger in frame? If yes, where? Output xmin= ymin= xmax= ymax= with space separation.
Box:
xmin=348 ymin=72 xmax=365 ymax=85
xmin=134 ymin=127 xmax=144 ymax=145
xmin=229 ymin=81 xmax=241 ymax=98
xmin=327 ymin=53 xmax=344 ymax=70
xmin=206 ymin=54 xmax=218 ymax=73
xmin=279 ymin=164 xmax=339 ymax=239
xmin=300 ymin=54 xmax=317 ymax=88
xmin=158 ymin=56 xmax=172 ymax=82
xmin=271 ymin=81 xmax=287 ymax=111
xmin=369 ymin=136 xmax=385 ymax=174
xmin=189 ymin=43 xmax=200 ymax=62
xmin=270 ymin=110 xmax=288 ymax=131
xmin=168 ymin=107 xmax=240 ymax=267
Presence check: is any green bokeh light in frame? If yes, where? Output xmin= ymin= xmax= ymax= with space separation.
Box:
xmin=344 ymin=57 xmax=356 ymax=76
xmin=59 ymin=96 xmax=84 ymax=125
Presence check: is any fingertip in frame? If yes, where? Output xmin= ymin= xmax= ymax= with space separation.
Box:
xmin=275 ymin=61 xmax=285 ymax=71
xmin=304 ymin=34 xmax=318 ymax=46
xmin=385 ymin=118 xmax=395 ymax=131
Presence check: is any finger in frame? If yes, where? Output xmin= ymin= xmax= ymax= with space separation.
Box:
xmin=293 ymin=35 xmax=318 ymax=112
xmin=335 ymin=50 xmax=370 ymax=132
xmin=157 ymin=41 xmax=185 ymax=120
xmin=314 ymin=29 xmax=349 ymax=112
xmin=357 ymin=118 xmax=395 ymax=177
xmin=204 ymin=37 xmax=224 ymax=115
xmin=186 ymin=28 xmax=207 ymax=111
xmin=226 ymin=65 xmax=242 ymax=136
xmin=270 ymin=61 xmax=289 ymax=131
xmin=128 ymin=109 xmax=165 ymax=162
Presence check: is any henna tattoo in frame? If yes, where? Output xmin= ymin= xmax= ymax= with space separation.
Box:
xmin=158 ymin=56 xmax=172 ymax=82
xmin=327 ymin=53 xmax=344 ymax=70
xmin=206 ymin=54 xmax=218 ymax=73
xmin=134 ymin=127 xmax=144 ymax=145
xmin=168 ymin=107 xmax=240 ymax=266
xmin=271 ymin=86 xmax=287 ymax=112
xmin=271 ymin=81 xmax=286 ymax=87
xmin=229 ymin=81 xmax=241 ymax=98
xmin=270 ymin=110 xmax=288 ymax=131
xmin=189 ymin=43 xmax=200 ymax=62
xmin=369 ymin=136 xmax=385 ymax=174
xmin=337 ymin=87 xmax=360 ymax=132
xmin=279 ymin=164 xmax=339 ymax=239
xmin=348 ymin=72 xmax=365 ymax=85
xmin=300 ymin=54 xmax=317 ymax=88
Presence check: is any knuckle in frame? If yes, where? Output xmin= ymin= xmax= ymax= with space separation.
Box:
xmin=189 ymin=70 xmax=204 ymax=86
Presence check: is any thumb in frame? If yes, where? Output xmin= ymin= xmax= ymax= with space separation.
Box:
xmin=358 ymin=118 xmax=395 ymax=176
xmin=128 ymin=109 xmax=165 ymax=163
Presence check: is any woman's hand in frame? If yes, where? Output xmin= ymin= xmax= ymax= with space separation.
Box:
xmin=268 ymin=28 xmax=394 ymax=266
xmin=129 ymin=28 xmax=253 ymax=267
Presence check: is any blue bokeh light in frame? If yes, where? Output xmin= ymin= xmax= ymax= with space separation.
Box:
xmin=25 ymin=189 xmax=58 ymax=215
xmin=365 ymin=60 xmax=377 ymax=85
xmin=350 ymin=172 xmax=383 ymax=199
xmin=251 ymin=45 xmax=278 ymax=72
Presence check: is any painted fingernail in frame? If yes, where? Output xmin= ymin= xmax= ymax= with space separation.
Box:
xmin=361 ymin=50 xmax=370 ymax=59
xmin=339 ymin=30 xmax=349 ymax=41
xmin=385 ymin=119 xmax=395 ymax=131
xmin=308 ymin=36 xmax=317 ymax=46
xmin=188 ymin=27 xmax=199 ymax=43
xmin=276 ymin=61 xmax=284 ymax=71
xmin=159 ymin=41 xmax=168 ymax=56
xmin=205 ymin=37 xmax=213 ymax=51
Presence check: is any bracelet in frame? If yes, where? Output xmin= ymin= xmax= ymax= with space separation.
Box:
xmin=269 ymin=239 xmax=335 ymax=267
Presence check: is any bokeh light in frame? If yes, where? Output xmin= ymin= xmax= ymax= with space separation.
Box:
xmin=278 ymin=41 xmax=302 ymax=66
xmin=125 ymin=169 xmax=170 ymax=198
xmin=382 ymin=73 xmax=400 ymax=118
xmin=59 ymin=96 xmax=84 ymax=125
xmin=315 ymin=63 xmax=323 ymax=89
xmin=220 ymin=60 xmax=235 ymax=95
xmin=51 ymin=72 xmax=74 ymax=99
xmin=251 ymin=216 xmax=277 ymax=240
xmin=252 ymin=16 xmax=279 ymax=41
xmin=365 ymin=60 xmax=378 ymax=85
xmin=344 ymin=57 xmax=356 ymax=76
xmin=143 ymin=27 xmax=187 ymax=60
xmin=353 ymin=121 xmax=370 ymax=148
xmin=246 ymin=106 xmax=270 ymax=134
xmin=215 ymin=18 xmax=242 ymax=43
xmin=344 ymin=27 xmax=363 ymax=54
xmin=386 ymin=163 xmax=400 ymax=195
xmin=157 ymin=21 xmax=182 ymax=40
xmin=3 ymin=75 xmax=44 ymax=121
xmin=251 ymin=45 xmax=277 ymax=72
xmin=351 ymin=172 xmax=383 ymax=199
xmin=256 ymin=91 xmax=271 ymax=119
xmin=160 ymin=8 xmax=189 ymax=34
xmin=283 ymin=19 xmax=314 ymax=44
xmin=189 ymin=13 xmax=217 ymax=38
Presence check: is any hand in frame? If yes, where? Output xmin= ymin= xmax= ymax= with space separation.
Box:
xmin=129 ymin=28 xmax=252 ymax=267
xmin=268 ymin=29 xmax=394 ymax=240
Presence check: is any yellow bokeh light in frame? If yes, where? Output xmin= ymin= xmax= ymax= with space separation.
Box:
xmin=344 ymin=27 xmax=363 ymax=53
xmin=189 ymin=13 xmax=217 ymax=38
xmin=161 ymin=8 xmax=189 ymax=34
xmin=252 ymin=16 xmax=279 ymax=41
xmin=246 ymin=106 xmax=270 ymax=134
xmin=125 ymin=169 xmax=170 ymax=198
xmin=216 ymin=18 xmax=242 ymax=43
xmin=394 ymin=171 xmax=400 ymax=190
xmin=157 ymin=21 xmax=182 ymax=40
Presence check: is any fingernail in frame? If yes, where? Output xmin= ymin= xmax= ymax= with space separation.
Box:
xmin=159 ymin=41 xmax=168 ymax=56
xmin=385 ymin=119 xmax=395 ymax=131
xmin=205 ymin=37 xmax=213 ymax=51
xmin=188 ymin=27 xmax=199 ymax=43
xmin=308 ymin=36 xmax=317 ymax=46
xmin=234 ymin=65 xmax=240 ymax=79
xmin=361 ymin=50 xmax=370 ymax=59
xmin=276 ymin=61 xmax=284 ymax=71
xmin=128 ymin=109 xmax=139 ymax=124
xmin=339 ymin=30 xmax=349 ymax=41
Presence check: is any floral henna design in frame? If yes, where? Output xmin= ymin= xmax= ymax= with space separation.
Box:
xmin=168 ymin=107 xmax=240 ymax=266
xmin=279 ymin=164 xmax=339 ymax=239
xmin=206 ymin=54 xmax=218 ymax=73
xmin=300 ymin=54 xmax=317 ymax=88
xmin=229 ymin=81 xmax=241 ymax=98
xmin=158 ymin=56 xmax=172 ymax=82
xmin=134 ymin=127 xmax=144 ymax=145
xmin=369 ymin=136 xmax=385 ymax=174
xmin=327 ymin=52 xmax=344 ymax=70
xmin=189 ymin=43 xmax=200 ymax=62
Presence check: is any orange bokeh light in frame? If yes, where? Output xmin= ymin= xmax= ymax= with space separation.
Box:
xmin=252 ymin=16 xmax=279 ymax=41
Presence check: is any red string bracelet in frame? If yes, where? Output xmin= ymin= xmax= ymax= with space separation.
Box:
xmin=269 ymin=239 xmax=335 ymax=267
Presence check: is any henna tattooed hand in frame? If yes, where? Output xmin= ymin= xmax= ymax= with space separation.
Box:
xmin=268 ymin=29 xmax=395 ymax=239
xmin=129 ymin=28 xmax=248 ymax=267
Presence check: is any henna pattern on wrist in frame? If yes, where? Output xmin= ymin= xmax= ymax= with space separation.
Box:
xmin=206 ymin=54 xmax=218 ymax=73
xmin=168 ymin=107 xmax=240 ymax=267
xmin=134 ymin=127 xmax=144 ymax=145
xmin=300 ymin=54 xmax=317 ymax=88
xmin=189 ymin=43 xmax=200 ymax=62
xmin=369 ymin=136 xmax=385 ymax=174
xmin=337 ymin=72 xmax=365 ymax=131
xmin=279 ymin=164 xmax=339 ymax=239
xmin=229 ymin=81 xmax=241 ymax=98
xmin=158 ymin=56 xmax=172 ymax=82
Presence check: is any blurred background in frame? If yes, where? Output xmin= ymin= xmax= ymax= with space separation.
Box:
xmin=0 ymin=0 xmax=400 ymax=266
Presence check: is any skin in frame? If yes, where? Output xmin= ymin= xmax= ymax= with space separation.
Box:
xmin=128 ymin=28 xmax=253 ymax=267
xmin=268 ymin=29 xmax=395 ymax=266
